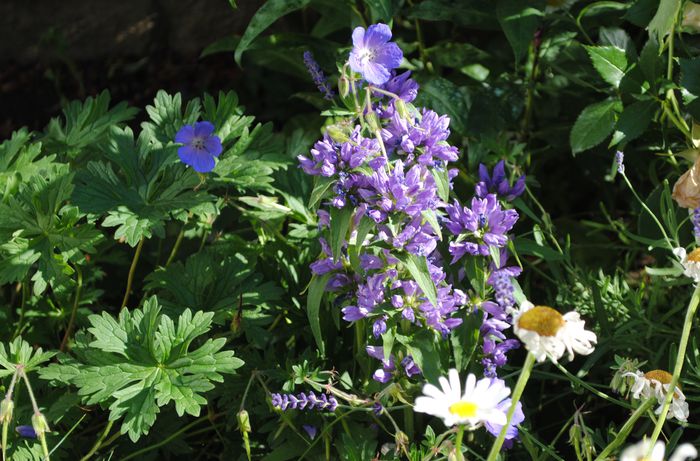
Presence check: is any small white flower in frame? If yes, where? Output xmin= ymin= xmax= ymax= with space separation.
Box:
xmin=413 ymin=369 xmax=510 ymax=428
xmin=512 ymin=301 xmax=597 ymax=363
xmin=623 ymin=369 xmax=689 ymax=422
xmin=674 ymin=247 xmax=700 ymax=282
xmin=620 ymin=439 xmax=697 ymax=461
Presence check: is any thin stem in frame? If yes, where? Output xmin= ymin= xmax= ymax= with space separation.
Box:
xmin=120 ymin=238 xmax=145 ymax=310
xmin=594 ymin=398 xmax=655 ymax=461
xmin=486 ymin=352 xmax=536 ymax=461
xmin=120 ymin=416 xmax=209 ymax=461
xmin=646 ymin=283 xmax=700 ymax=455
xmin=2 ymin=371 xmax=19 ymax=461
xmin=79 ymin=420 xmax=114 ymax=461
xmin=12 ymin=280 xmax=28 ymax=339
xmin=20 ymin=370 xmax=49 ymax=460
xmin=60 ymin=265 xmax=83 ymax=351
xmin=164 ymin=224 xmax=186 ymax=267
xmin=454 ymin=425 xmax=465 ymax=461
xmin=620 ymin=173 xmax=674 ymax=251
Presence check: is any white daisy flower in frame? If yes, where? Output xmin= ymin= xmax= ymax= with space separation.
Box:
xmin=512 ymin=301 xmax=597 ymax=363
xmin=623 ymin=369 xmax=689 ymax=422
xmin=413 ymin=369 xmax=510 ymax=428
xmin=620 ymin=439 xmax=697 ymax=461
xmin=674 ymin=247 xmax=700 ymax=282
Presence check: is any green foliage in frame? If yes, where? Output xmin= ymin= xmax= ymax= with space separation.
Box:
xmin=0 ymin=337 xmax=55 ymax=378
xmin=40 ymin=296 xmax=243 ymax=441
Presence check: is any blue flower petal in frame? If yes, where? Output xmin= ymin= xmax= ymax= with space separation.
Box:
xmin=363 ymin=23 xmax=392 ymax=48
xmin=16 ymin=425 xmax=36 ymax=439
xmin=362 ymin=62 xmax=391 ymax=85
xmin=178 ymin=146 xmax=216 ymax=173
xmin=194 ymin=121 xmax=215 ymax=137
xmin=174 ymin=125 xmax=195 ymax=144
xmin=204 ymin=135 xmax=223 ymax=157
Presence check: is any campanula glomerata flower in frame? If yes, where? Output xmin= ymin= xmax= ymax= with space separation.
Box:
xmin=349 ymin=23 xmax=403 ymax=85
xmin=174 ymin=121 xmax=222 ymax=173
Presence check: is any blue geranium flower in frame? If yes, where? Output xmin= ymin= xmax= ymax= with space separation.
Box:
xmin=16 ymin=425 xmax=37 ymax=438
xmin=174 ymin=121 xmax=222 ymax=173
xmin=349 ymin=23 xmax=403 ymax=85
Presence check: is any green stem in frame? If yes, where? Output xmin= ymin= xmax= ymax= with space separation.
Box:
xmin=164 ymin=224 xmax=186 ymax=267
xmin=486 ymin=352 xmax=536 ymax=461
xmin=12 ymin=280 xmax=28 ymax=339
xmin=594 ymin=398 xmax=655 ymax=461
xmin=620 ymin=173 xmax=674 ymax=251
xmin=60 ymin=265 xmax=83 ymax=352
xmin=79 ymin=420 xmax=114 ymax=461
xmin=645 ymin=283 xmax=700 ymax=456
xmin=454 ymin=425 xmax=465 ymax=461
xmin=120 ymin=237 xmax=145 ymax=310
xmin=2 ymin=371 xmax=18 ymax=461
xmin=20 ymin=371 xmax=49 ymax=460
xmin=120 ymin=415 xmax=208 ymax=461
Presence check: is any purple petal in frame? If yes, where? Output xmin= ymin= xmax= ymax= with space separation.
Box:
xmin=204 ymin=135 xmax=223 ymax=157
xmin=194 ymin=121 xmax=215 ymax=137
xmin=175 ymin=125 xmax=195 ymax=144
xmin=362 ymin=62 xmax=392 ymax=85
xmin=179 ymin=146 xmax=216 ymax=173
xmin=363 ymin=23 xmax=392 ymax=48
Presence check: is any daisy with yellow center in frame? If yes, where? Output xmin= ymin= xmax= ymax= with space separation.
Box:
xmin=623 ymin=369 xmax=689 ymax=422
xmin=673 ymin=247 xmax=700 ymax=282
xmin=413 ymin=369 xmax=510 ymax=429
xmin=512 ymin=301 xmax=597 ymax=363
xmin=620 ymin=439 xmax=697 ymax=461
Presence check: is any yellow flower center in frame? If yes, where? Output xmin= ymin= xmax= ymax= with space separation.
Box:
xmin=517 ymin=305 xmax=565 ymax=336
xmin=448 ymin=401 xmax=478 ymax=418
xmin=687 ymin=248 xmax=700 ymax=262
xmin=644 ymin=369 xmax=680 ymax=397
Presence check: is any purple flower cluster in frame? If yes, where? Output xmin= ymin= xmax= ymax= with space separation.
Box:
xmin=693 ymin=207 xmax=700 ymax=238
xmin=270 ymin=391 xmax=338 ymax=412
xmin=445 ymin=194 xmax=519 ymax=263
xmin=366 ymin=345 xmax=422 ymax=383
xmin=303 ymin=51 xmax=334 ymax=100
xmin=475 ymin=161 xmax=525 ymax=202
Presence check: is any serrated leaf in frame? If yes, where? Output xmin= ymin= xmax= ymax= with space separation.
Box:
xmin=234 ymin=0 xmax=312 ymax=65
xmin=585 ymin=45 xmax=628 ymax=87
xmin=430 ymin=167 xmax=450 ymax=202
xmin=40 ymin=296 xmax=242 ymax=442
xmin=307 ymin=274 xmax=331 ymax=356
xmin=308 ymin=176 xmax=334 ymax=209
xmin=680 ymin=57 xmax=700 ymax=95
xmin=570 ymin=100 xmax=622 ymax=154
xmin=415 ymin=78 xmax=470 ymax=136
xmin=648 ymin=0 xmax=681 ymax=44
xmin=610 ymin=100 xmax=656 ymax=145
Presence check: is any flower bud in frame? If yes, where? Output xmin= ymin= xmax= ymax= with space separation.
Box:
xmin=326 ymin=125 xmax=350 ymax=144
xmin=0 ymin=399 xmax=13 ymax=424
xmin=394 ymin=430 xmax=409 ymax=456
xmin=338 ymin=76 xmax=350 ymax=98
xmin=237 ymin=409 xmax=251 ymax=433
xmin=31 ymin=412 xmax=49 ymax=438
xmin=683 ymin=1 xmax=700 ymax=32
xmin=673 ymin=155 xmax=700 ymax=209
xmin=394 ymin=99 xmax=409 ymax=119
xmin=365 ymin=112 xmax=381 ymax=133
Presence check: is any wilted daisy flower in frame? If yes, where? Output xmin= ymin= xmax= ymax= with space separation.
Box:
xmin=512 ymin=301 xmax=597 ymax=363
xmin=174 ymin=121 xmax=223 ymax=173
xmin=413 ymin=369 xmax=510 ymax=428
xmin=620 ymin=439 xmax=697 ymax=461
xmin=349 ymin=23 xmax=403 ymax=85
xmin=623 ymin=369 xmax=689 ymax=422
xmin=673 ymin=247 xmax=700 ymax=282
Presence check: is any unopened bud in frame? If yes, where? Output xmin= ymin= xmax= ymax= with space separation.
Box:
xmin=237 ymin=409 xmax=251 ymax=433
xmin=394 ymin=430 xmax=409 ymax=456
xmin=365 ymin=112 xmax=381 ymax=133
xmin=326 ymin=125 xmax=350 ymax=144
xmin=230 ymin=312 xmax=242 ymax=334
xmin=0 ymin=400 xmax=13 ymax=424
xmin=338 ymin=77 xmax=350 ymax=98
xmin=31 ymin=412 xmax=49 ymax=438
xmin=394 ymin=99 xmax=409 ymax=119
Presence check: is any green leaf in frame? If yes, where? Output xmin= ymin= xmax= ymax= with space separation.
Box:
xmin=430 ymin=167 xmax=450 ymax=203
xmin=329 ymin=207 xmax=353 ymax=262
xmin=234 ymin=0 xmax=312 ymax=65
xmin=496 ymin=0 xmax=543 ymax=63
xmin=647 ymin=0 xmax=681 ymax=44
xmin=0 ymin=337 xmax=55 ymax=378
xmin=397 ymin=331 xmax=440 ymax=383
xmin=407 ymin=0 xmax=500 ymax=29
xmin=399 ymin=253 xmax=438 ymax=308
xmin=415 ymin=78 xmax=470 ymax=136
xmin=584 ymin=45 xmax=628 ymax=87
xmin=44 ymin=90 xmax=138 ymax=158
xmin=364 ymin=0 xmax=396 ymax=23
xmin=610 ymin=100 xmax=656 ymax=145
xmin=40 ymin=296 xmax=242 ymax=442
xmin=570 ymin=100 xmax=622 ymax=154
xmin=308 ymin=176 xmax=335 ymax=209
xmin=639 ymin=38 xmax=662 ymax=90
xmin=680 ymin=58 xmax=700 ymax=95
xmin=307 ymin=274 xmax=331 ymax=356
